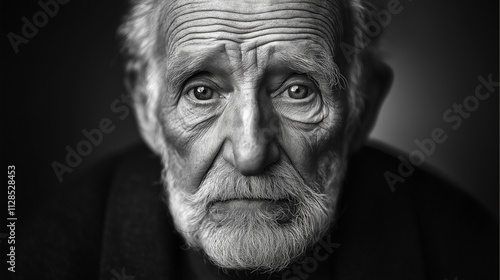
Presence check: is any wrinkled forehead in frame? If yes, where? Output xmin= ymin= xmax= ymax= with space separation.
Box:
xmin=162 ymin=0 xmax=346 ymax=58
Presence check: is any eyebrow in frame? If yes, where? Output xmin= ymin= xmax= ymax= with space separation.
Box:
xmin=165 ymin=43 xmax=346 ymax=95
xmin=165 ymin=46 xmax=226 ymax=95
xmin=273 ymin=46 xmax=345 ymax=90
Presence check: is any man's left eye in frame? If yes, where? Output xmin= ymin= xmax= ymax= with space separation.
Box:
xmin=191 ymin=86 xmax=214 ymax=100
xmin=286 ymin=85 xmax=310 ymax=99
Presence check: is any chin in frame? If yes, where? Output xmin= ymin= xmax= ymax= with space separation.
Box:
xmin=162 ymin=149 xmax=347 ymax=272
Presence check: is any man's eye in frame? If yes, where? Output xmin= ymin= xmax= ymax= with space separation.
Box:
xmin=191 ymin=86 xmax=214 ymax=100
xmin=287 ymin=85 xmax=310 ymax=99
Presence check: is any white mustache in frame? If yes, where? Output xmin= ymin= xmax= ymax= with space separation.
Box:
xmin=186 ymin=159 xmax=325 ymax=210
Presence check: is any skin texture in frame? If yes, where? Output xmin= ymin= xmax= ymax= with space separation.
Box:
xmin=160 ymin=0 xmax=348 ymax=195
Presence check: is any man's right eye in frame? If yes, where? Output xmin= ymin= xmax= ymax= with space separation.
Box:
xmin=189 ymin=86 xmax=214 ymax=100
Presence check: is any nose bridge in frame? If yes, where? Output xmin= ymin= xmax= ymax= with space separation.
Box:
xmin=226 ymin=86 xmax=278 ymax=175
xmin=239 ymin=91 xmax=264 ymax=149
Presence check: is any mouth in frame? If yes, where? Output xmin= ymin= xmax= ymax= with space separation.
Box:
xmin=207 ymin=198 xmax=296 ymax=224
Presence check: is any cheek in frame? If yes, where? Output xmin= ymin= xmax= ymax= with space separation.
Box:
xmin=159 ymin=96 xmax=226 ymax=193
xmin=277 ymin=93 xmax=347 ymax=182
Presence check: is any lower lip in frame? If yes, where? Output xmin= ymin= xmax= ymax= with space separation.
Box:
xmin=208 ymin=199 xmax=294 ymax=224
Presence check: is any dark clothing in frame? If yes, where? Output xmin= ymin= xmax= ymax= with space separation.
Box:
xmin=13 ymin=143 xmax=498 ymax=280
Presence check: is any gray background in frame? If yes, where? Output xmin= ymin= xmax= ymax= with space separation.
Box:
xmin=1 ymin=0 xmax=497 ymax=219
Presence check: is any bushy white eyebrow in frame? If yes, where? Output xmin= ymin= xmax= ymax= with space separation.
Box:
xmin=165 ymin=43 xmax=346 ymax=98
xmin=165 ymin=46 xmax=227 ymax=94
xmin=273 ymin=46 xmax=346 ymax=90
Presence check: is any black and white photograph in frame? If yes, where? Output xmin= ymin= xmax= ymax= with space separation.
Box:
xmin=1 ymin=0 xmax=498 ymax=279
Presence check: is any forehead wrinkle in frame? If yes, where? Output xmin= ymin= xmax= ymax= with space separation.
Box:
xmin=162 ymin=0 xmax=345 ymax=57
xmin=232 ymin=43 xmax=276 ymax=89
xmin=166 ymin=9 xmax=340 ymax=43
xmin=173 ymin=25 xmax=335 ymax=58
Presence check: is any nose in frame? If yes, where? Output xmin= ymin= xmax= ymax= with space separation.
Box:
xmin=224 ymin=91 xmax=280 ymax=175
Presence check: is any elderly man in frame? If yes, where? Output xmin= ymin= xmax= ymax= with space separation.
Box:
xmin=121 ymin=0 xmax=371 ymax=272
xmin=14 ymin=0 xmax=497 ymax=279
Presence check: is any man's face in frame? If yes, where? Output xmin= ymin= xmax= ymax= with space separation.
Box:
xmin=156 ymin=0 xmax=349 ymax=272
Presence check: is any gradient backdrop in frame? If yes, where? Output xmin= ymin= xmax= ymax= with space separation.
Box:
xmin=1 ymin=0 xmax=498 ymax=225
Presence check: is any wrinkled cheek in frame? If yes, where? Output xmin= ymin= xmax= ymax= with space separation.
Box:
xmin=278 ymin=98 xmax=347 ymax=181
xmin=314 ymin=93 xmax=348 ymax=154
xmin=157 ymin=108 xmax=223 ymax=194
xmin=155 ymin=108 xmax=194 ymax=190
xmin=157 ymin=105 xmax=189 ymax=152
xmin=321 ymin=104 xmax=347 ymax=152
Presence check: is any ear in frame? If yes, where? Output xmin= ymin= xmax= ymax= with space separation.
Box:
xmin=351 ymin=54 xmax=393 ymax=150
xmin=124 ymin=60 xmax=162 ymax=155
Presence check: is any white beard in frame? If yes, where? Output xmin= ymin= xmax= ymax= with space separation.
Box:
xmin=161 ymin=148 xmax=347 ymax=272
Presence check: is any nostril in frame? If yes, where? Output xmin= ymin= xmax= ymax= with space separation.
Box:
xmin=233 ymin=141 xmax=280 ymax=176
xmin=234 ymin=144 xmax=267 ymax=175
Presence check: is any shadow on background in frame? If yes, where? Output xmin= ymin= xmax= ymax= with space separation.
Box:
xmin=370 ymin=0 xmax=498 ymax=216
xmin=1 ymin=0 xmax=139 ymax=221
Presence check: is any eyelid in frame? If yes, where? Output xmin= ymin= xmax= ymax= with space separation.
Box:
xmin=183 ymin=75 xmax=223 ymax=96
xmin=183 ymin=81 xmax=228 ymax=104
xmin=272 ymin=75 xmax=320 ymax=98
